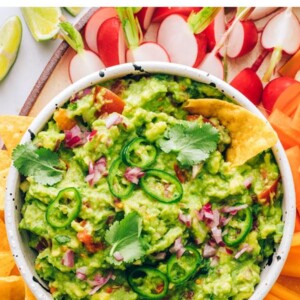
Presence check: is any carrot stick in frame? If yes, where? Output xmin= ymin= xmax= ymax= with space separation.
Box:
xmin=269 ymin=282 xmax=300 ymax=299
xmin=264 ymin=293 xmax=281 ymax=300
xmin=288 ymin=246 xmax=300 ymax=256
xmin=295 ymin=211 xmax=300 ymax=232
xmin=285 ymin=146 xmax=300 ymax=215
xmin=291 ymin=232 xmax=300 ymax=247
xmin=279 ymin=49 xmax=300 ymax=78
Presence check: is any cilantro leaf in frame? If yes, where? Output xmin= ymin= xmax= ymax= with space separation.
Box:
xmin=12 ymin=143 xmax=63 ymax=185
xmin=105 ymin=212 xmax=145 ymax=264
xmin=158 ymin=122 xmax=220 ymax=166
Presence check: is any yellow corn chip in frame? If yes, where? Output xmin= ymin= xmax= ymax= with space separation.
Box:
xmin=185 ymin=99 xmax=278 ymax=166
xmin=0 ymin=276 xmax=25 ymax=300
xmin=0 ymin=150 xmax=11 ymax=171
xmin=0 ymin=218 xmax=10 ymax=251
xmin=0 ymin=251 xmax=15 ymax=276
xmin=25 ymin=284 xmax=37 ymax=300
xmin=0 ymin=115 xmax=34 ymax=154
xmin=0 ymin=168 xmax=9 ymax=221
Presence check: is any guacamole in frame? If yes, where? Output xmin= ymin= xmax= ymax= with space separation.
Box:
xmin=18 ymin=75 xmax=283 ymax=300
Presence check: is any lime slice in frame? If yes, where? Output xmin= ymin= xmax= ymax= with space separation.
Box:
xmin=64 ymin=7 xmax=82 ymax=17
xmin=21 ymin=7 xmax=62 ymax=41
xmin=0 ymin=16 xmax=22 ymax=82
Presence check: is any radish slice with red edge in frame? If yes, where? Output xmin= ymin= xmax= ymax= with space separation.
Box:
xmin=226 ymin=20 xmax=258 ymax=58
xmin=261 ymin=7 xmax=300 ymax=81
xmin=59 ymin=22 xmax=104 ymax=83
xmin=157 ymin=14 xmax=207 ymax=67
xmin=198 ymin=52 xmax=224 ymax=80
xmin=135 ymin=7 xmax=156 ymax=31
xmin=248 ymin=7 xmax=279 ymax=20
xmin=126 ymin=42 xmax=170 ymax=62
xmin=97 ymin=17 xmax=126 ymax=67
xmin=84 ymin=7 xmax=117 ymax=53
xmin=152 ymin=7 xmax=201 ymax=23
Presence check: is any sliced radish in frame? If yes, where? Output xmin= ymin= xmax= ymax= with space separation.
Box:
xmin=135 ymin=7 xmax=156 ymax=31
xmin=248 ymin=7 xmax=279 ymax=20
xmin=204 ymin=8 xmax=225 ymax=52
xmin=226 ymin=20 xmax=258 ymax=58
xmin=126 ymin=42 xmax=170 ymax=62
xmin=152 ymin=7 xmax=201 ymax=23
xmin=261 ymin=8 xmax=300 ymax=81
xmin=143 ymin=22 xmax=160 ymax=42
xmin=84 ymin=7 xmax=117 ymax=53
xmin=69 ymin=50 xmax=104 ymax=83
xmin=198 ymin=52 xmax=224 ymax=80
xmin=97 ymin=17 xmax=126 ymax=67
xmin=157 ymin=14 xmax=207 ymax=67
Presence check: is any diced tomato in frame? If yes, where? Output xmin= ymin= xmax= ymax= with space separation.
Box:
xmin=77 ymin=229 xmax=104 ymax=253
xmin=50 ymin=287 xmax=57 ymax=294
xmin=258 ymin=177 xmax=280 ymax=204
xmin=174 ymin=163 xmax=187 ymax=183
xmin=95 ymin=86 xmax=125 ymax=114
xmin=186 ymin=114 xmax=200 ymax=121
xmin=54 ymin=108 xmax=77 ymax=131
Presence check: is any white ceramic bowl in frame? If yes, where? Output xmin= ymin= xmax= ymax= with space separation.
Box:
xmin=5 ymin=62 xmax=296 ymax=300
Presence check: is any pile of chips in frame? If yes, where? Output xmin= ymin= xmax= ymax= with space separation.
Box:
xmin=0 ymin=115 xmax=35 ymax=300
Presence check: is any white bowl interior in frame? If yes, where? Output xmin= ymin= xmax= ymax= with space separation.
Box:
xmin=5 ymin=62 xmax=296 ymax=300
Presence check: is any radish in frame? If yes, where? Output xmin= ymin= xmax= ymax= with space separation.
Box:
xmin=156 ymin=8 xmax=222 ymax=67
xmin=135 ymin=7 xmax=156 ymax=31
xmin=84 ymin=7 xmax=117 ymax=53
xmin=59 ymin=22 xmax=104 ymax=83
xmin=262 ymin=77 xmax=298 ymax=113
xmin=230 ymin=50 xmax=269 ymax=105
xmin=117 ymin=8 xmax=170 ymax=63
xmin=261 ymin=7 xmax=300 ymax=81
xmin=226 ymin=20 xmax=258 ymax=58
xmin=143 ymin=22 xmax=160 ymax=42
xmin=97 ymin=17 xmax=126 ymax=67
xmin=204 ymin=8 xmax=225 ymax=52
xmin=248 ymin=7 xmax=279 ymax=20
xmin=152 ymin=7 xmax=201 ymax=23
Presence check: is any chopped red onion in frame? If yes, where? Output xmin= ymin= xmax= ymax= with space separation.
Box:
xmin=89 ymin=272 xmax=112 ymax=295
xmin=76 ymin=266 xmax=87 ymax=280
xmin=210 ymin=255 xmax=220 ymax=267
xmin=64 ymin=125 xmax=90 ymax=148
xmin=113 ymin=251 xmax=124 ymax=262
xmin=70 ymin=88 xmax=92 ymax=102
xmin=234 ymin=244 xmax=253 ymax=259
xmin=62 ymin=249 xmax=74 ymax=268
xmin=221 ymin=204 xmax=248 ymax=215
xmin=124 ymin=167 xmax=145 ymax=184
xmin=85 ymin=157 xmax=108 ymax=186
xmin=220 ymin=215 xmax=232 ymax=227
xmin=212 ymin=209 xmax=220 ymax=227
xmin=178 ymin=211 xmax=192 ymax=228
xmin=203 ymin=244 xmax=216 ymax=258
xmin=170 ymin=237 xmax=186 ymax=258
xmin=225 ymin=247 xmax=234 ymax=255
xmin=211 ymin=226 xmax=223 ymax=245
xmin=243 ymin=176 xmax=253 ymax=189
xmin=153 ymin=252 xmax=166 ymax=260
xmin=106 ymin=112 xmax=123 ymax=129
xmin=88 ymin=130 xmax=97 ymax=141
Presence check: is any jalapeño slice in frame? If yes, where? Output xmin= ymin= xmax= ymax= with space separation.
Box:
xmin=223 ymin=206 xmax=253 ymax=247
xmin=107 ymin=158 xmax=134 ymax=198
xmin=167 ymin=246 xmax=202 ymax=284
xmin=121 ymin=137 xmax=157 ymax=168
xmin=140 ymin=169 xmax=183 ymax=204
xmin=46 ymin=187 xmax=82 ymax=228
xmin=128 ymin=267 xmax=169 ymax=299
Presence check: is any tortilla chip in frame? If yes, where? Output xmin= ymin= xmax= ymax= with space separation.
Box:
xmin=0 ymin=276 xmax=25 ymax=300
xmin=185 ymin=99 xmax=278 ymax=166
xmin=0 ymin=219 xmax=10 ymax=251
xmin=0 ymin=251 xmax=15 ymax=276
xmin=0 ymin=168 xmax=9 ymax=221
xmin=25 ymin=284 xmax=36 ymax=300
xmin=0 ymin=115 xmax=34 ymax=154
xmin=0 ymin=150 xmax=11 ymax=171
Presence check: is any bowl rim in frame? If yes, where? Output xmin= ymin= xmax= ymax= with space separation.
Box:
xmin=5 ymin=62 xmax=296 ymax=300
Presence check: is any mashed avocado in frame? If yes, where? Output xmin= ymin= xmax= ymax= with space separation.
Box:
xmin=19 ymin=75 xmax=283 ymax=300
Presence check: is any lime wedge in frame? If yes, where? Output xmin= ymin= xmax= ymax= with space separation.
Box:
xmin=0 ymin=16 xmax=22 ymax=82
xmin=64 ymin=7 xmax=82 ymax=17
xmin=21 ymin=7 xmax=62 ymax=41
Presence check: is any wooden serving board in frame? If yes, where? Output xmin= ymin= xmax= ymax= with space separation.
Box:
xmin=17 ymin=6 xmax=300 ymax=294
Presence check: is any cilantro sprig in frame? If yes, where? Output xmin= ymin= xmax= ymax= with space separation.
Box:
xmin=12 ymin=143 xmax=63 ymax=185
xmin=105 ymin=212 xmax=145 ymax=264
xmin=157 ymin=122 xmax=220 ymax=167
